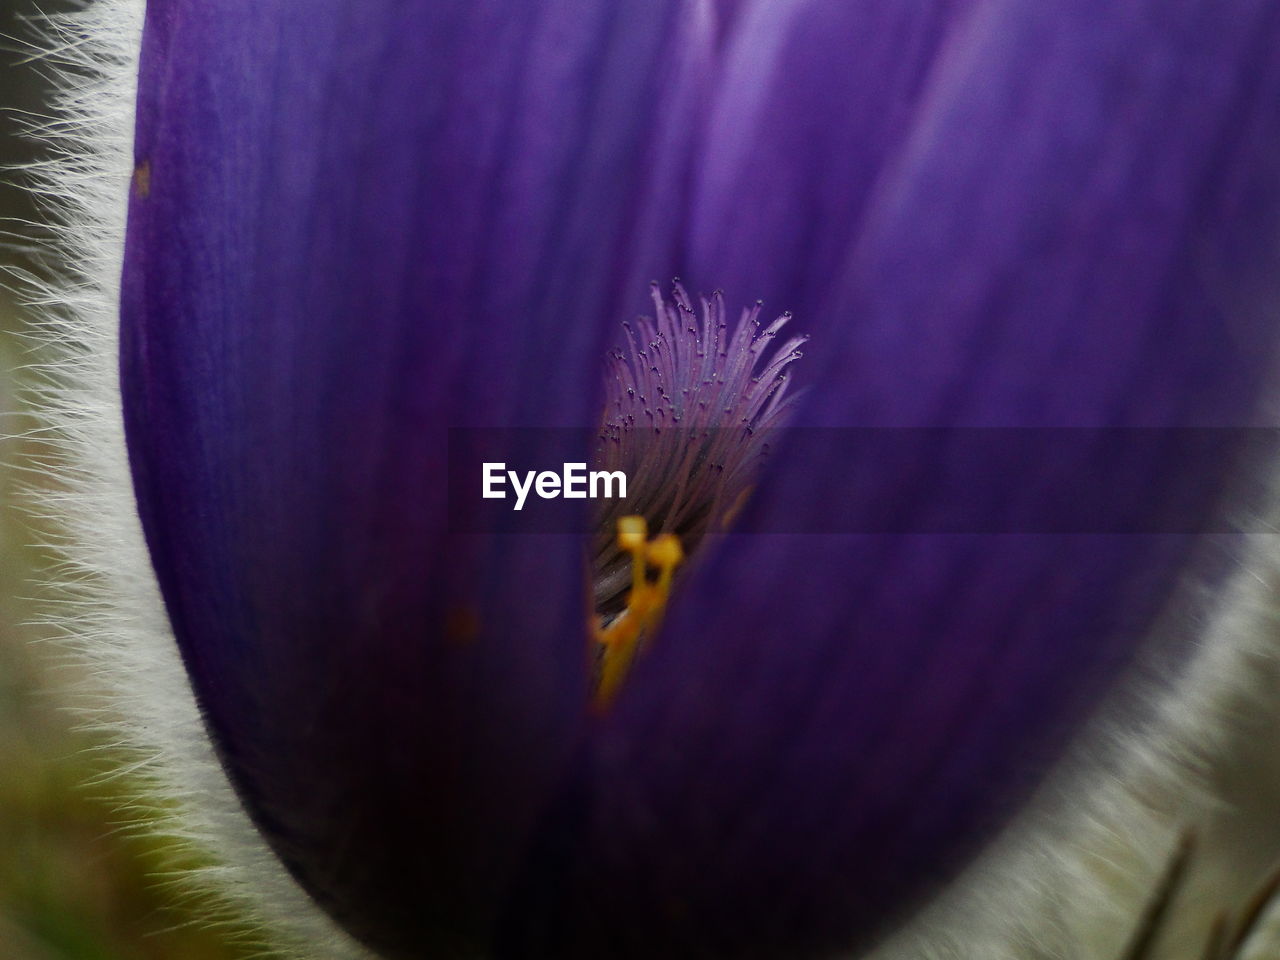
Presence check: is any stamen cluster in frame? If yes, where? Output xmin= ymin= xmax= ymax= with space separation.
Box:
xmin=592 ymin=282 xmax=806 ymax=616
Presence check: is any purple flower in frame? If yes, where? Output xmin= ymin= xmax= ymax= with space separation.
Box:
xmin=118 ymin=1 xmax=1280 ymax=957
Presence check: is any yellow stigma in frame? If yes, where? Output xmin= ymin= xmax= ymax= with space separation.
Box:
xmin=593 ymin=516 xmax=684 ymax=709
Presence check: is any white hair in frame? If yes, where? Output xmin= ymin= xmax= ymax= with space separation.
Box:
xmin=15 ymin=2 xmax=368 ymax=956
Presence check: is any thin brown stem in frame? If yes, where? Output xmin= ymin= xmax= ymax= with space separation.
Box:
xmin=1223 ymin=860 xmax=1280 ymax=960
xmin=1117 ymin=830 xmax=1197 ymax=960
xmin=1200 ymin=912 xmax=1229 ymax=960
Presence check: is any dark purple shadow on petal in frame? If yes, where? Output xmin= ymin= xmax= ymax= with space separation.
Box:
xmin=120 ymin=1 xmax=702 ymax=956
xmin=708 ymin=0 xmax=751 ymax=43
xmin=615 ymin=2 xmax=718 ymax=297
xmin=505 ymin=0 xmax=1280 ymax=956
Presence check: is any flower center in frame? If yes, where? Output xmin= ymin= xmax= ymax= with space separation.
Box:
xmin=589 ymin=282 xmax=806 ymax=706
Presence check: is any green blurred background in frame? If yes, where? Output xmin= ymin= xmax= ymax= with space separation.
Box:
xmin=0 ymin=4 xmax=249 ymax=957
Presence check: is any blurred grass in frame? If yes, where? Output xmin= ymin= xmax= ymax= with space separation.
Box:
xmin=1 ymin=304 xmax=255 ymax=960
xmin=0 ymin=5 xmax=259 ymax=958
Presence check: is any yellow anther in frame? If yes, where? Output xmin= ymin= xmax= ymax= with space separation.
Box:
xmin=593 ymin=516 xmax=684 ymax=710
xmin=646 ymin=533 xmax=683 ymax=571
xmin=617 ymin=515 xmax=648 ymax=552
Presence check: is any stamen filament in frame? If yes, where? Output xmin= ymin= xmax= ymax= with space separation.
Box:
xmin=594 ymin=516 xmax=684 ymax=709
xmin=588 ymin=284 xmax=805 ymax=707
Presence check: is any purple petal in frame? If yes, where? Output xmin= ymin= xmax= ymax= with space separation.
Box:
xmin=529 ymin=0 xmax=1280 ymax=955
xmin=120 ymin=1 xmax=703 ymax=955
xmin=688 ymin=0 xmax=977 ymax=329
